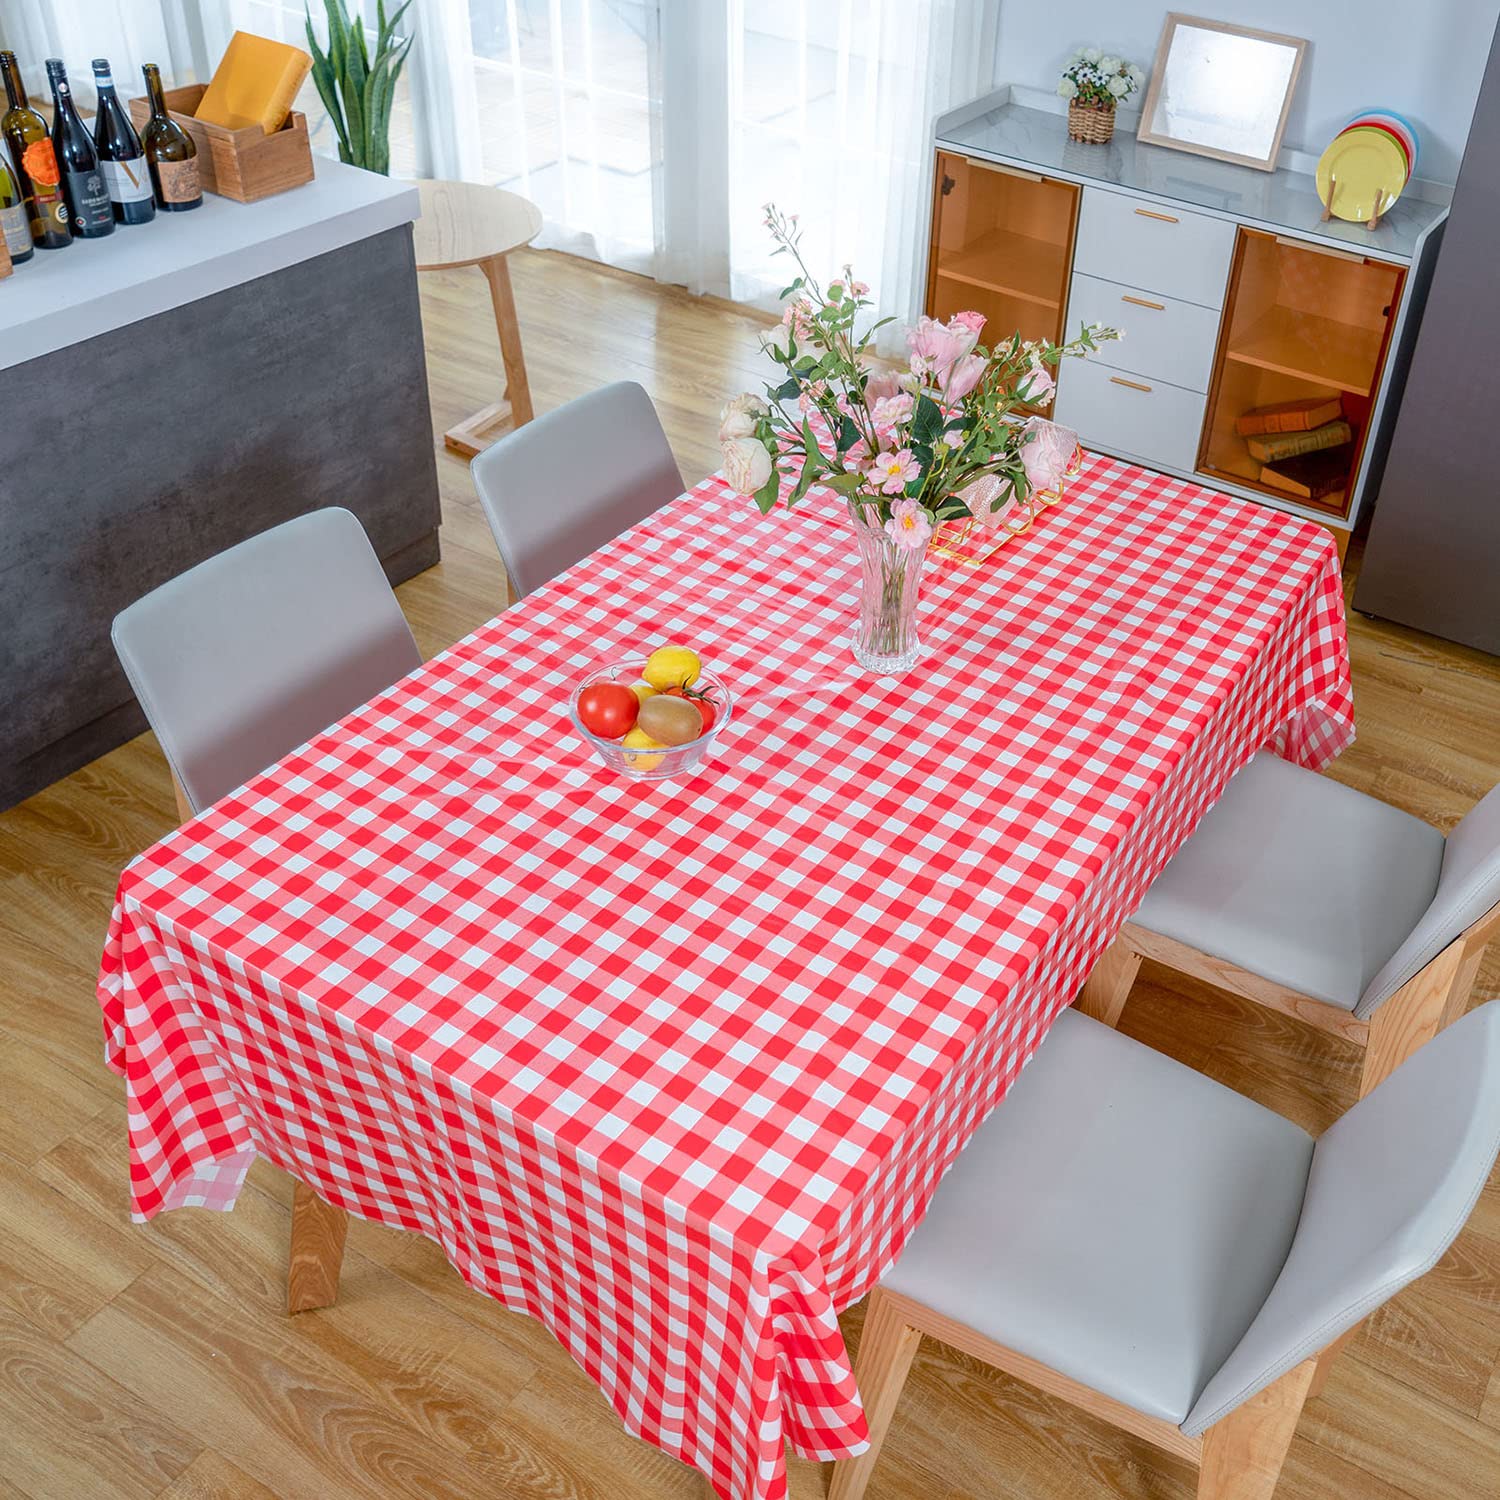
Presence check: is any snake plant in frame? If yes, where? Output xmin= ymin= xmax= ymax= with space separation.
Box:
xmin=305 ymin=0 xmax=412 ymax=175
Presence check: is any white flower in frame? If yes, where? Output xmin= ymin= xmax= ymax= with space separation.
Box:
xmin=1082 ymin=46 xmax=1101 ymax=63
xmin=721 ymin=436 xmax=773 ymax=496
xmin=1100 ymin=55 xmax=1120 ymax=74
xmin=1107 ymin=74 xmax=1129 ymax=97
xmin=718 ymin=393 xmax=767 ymax=441
xmin=1129 ymin=63 xmax=1146 ymax=84
xmin=1058 ymin=78 xmax=1079 ymax=99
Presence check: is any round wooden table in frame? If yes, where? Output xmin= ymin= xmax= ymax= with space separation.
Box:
xmin=413 ymin=179 xmax=543 ymax=458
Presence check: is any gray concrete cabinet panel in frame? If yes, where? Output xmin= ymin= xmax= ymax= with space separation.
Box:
xmin=0 ymin=223 xmax=441 ymax=810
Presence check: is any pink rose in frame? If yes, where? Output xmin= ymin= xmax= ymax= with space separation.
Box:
xmin=1020 ymin=418 xmax=1078 ymax=496
xmin=1019 ymin=356 xmax=1056 ymax=406
xmin=951 ymin=309 xmax=986 ymax=335
xmin=942 ymin=353 xmax=987 ymax=402
xmin=863 ymin=367 xmax=904 ymax=404
xmin=872 ymin=392 xmax=915 ymax=430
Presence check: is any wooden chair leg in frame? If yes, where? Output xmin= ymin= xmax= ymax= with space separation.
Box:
xmin=1359 ymin=938 xmax=1471 ymax=1098
xmin=827 ymin=1289 xmax=924 ymax=1500
xmin=1075 ymin=936 xmax=1144 ymax=1029
xmin=286 ymin=1179 xmax=349 ymax=1314
xmin=1197 ymin=1359 xmax=1315 ymax=1500
xmin=1306 ymin=1325 xmax=1360 ymax=1401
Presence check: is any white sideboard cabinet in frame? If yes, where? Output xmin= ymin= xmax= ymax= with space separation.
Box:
xmin=927 ymin=90 xmax=1450 ymax=553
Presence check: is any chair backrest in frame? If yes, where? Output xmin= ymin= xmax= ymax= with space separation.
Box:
xmin=1181 ymin=999 xmax=1500 ymax=1436
xmin=1359 ymin=781 xmax=1500 ymax=1016
xmin=469 ymin=381 xmax=683 ymax=599
xmin=112 ymin=508 xmax=421 ymax=814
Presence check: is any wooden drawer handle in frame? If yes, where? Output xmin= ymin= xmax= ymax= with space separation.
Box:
xmin=964 ymin=156 xmax=1043 ymax=183
xmin=1133 ymin=207 xmax=1179 ymax=223
xmin=1109 ymin=376 xmax=1153 ymax=393
xmin=1121 ymin=294 xmax=1165 ymax=310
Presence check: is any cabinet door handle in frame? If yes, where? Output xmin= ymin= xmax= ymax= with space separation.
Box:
xmin=1273 ymin=233 xmax=1367 ymax=265
xmin=964 ymin=155 xmax=1043 ymax=183
xmin=1133 ymin=207 xmax=1179 ymax=223
xmin=1109 ymin=376 xmax=1153 ymax=393
xmin=1121 ymin=294 xmax=1165 ymax=310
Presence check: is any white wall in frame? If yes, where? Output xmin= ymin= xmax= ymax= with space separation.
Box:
xmin=996 ymin=1 xmax=1498 ymax=186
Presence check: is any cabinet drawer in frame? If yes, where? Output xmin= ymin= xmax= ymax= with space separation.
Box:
xmin=1055 ymin=358 xmax=1206 ymax=474
xmin=1067 ymin=273 xmax=1221 ymax=392
xmin=1073 ymin=187 xmax=1235 ymax=309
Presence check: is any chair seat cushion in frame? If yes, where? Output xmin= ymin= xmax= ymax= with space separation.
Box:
xmin=884 ymin=1008 xmax=1313 ymax=1426
xmin=1132 ymin=753 xmax=1445 ymax=1011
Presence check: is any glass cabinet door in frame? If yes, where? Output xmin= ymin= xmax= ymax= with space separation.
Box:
xmin=1199 ymin=229 xmax=1406 ymax=518
xmin=925 ymin=151 xmax=1080 ymax=350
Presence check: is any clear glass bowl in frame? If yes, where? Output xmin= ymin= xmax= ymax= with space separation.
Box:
xmin=569 ymin=662 xmax=733 ymax=782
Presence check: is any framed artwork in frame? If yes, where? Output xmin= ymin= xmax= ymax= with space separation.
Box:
xmin=1136 ymin=13 xmax=1307 ymax=172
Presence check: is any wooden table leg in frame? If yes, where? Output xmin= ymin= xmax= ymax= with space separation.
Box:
xmin=287 ymin=1179 xmax=349 ymax=1313
xmin=442 ymin=252 xmax=534 ymax=458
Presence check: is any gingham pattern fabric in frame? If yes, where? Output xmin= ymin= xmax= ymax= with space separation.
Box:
xmin=99 ymin=455 xmax=1353 ymax=1500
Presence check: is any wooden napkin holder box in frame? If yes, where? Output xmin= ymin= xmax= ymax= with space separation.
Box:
xmin=127 ymin=83 xmax=314 ymax=203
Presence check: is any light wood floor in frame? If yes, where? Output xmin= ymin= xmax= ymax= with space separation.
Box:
xmin=3 ymin=248 xmax=1500 ymax=1500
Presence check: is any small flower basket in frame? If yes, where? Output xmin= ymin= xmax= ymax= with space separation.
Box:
xmin=1059 ymin=48 xmax=1145 ymax=147
xmin=1068 ymin=100 xmax=1118 ymax=145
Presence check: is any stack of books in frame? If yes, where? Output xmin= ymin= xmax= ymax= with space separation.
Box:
xmin=1234 ymin=398 xmax=1352 ymax=503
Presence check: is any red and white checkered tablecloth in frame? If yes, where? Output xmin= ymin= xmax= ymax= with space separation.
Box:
xmin=98 ymin=454 xmax=1352 ymax=1500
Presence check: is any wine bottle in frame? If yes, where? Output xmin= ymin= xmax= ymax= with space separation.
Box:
xmin=91 ymin=58 xmax=154 ymax=225
xmin=45 ymin=58 xmax=112 ymax=238
xmin=140 ymin=63 xmax=201 ymax=212
xmin=0 ymin=51 xmax=70 ymax=249
xmin=0 ymin=142 xmax=34 ymax=264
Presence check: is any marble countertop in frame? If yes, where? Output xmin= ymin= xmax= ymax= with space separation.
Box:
xmin=938 ymin=95 xmax=1447 ymax=265
xmin=0 ymin=156 xmax=420 ymax=371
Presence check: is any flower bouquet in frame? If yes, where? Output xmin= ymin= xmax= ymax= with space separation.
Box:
xmin=719 ymin=205 xmax=1120 ymax=673
xmin=1059 ymin=48 xmax=1146 ymax=144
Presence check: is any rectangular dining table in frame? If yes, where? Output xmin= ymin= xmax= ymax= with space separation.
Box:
xmin=99 ymin=452 xmax=1354 ymax=1500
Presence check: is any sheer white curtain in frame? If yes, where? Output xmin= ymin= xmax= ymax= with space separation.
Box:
xmin=409 ymin=0 xmax=1000 ymax=343
xmin=0 ymin=0 xmax=212 ymax=99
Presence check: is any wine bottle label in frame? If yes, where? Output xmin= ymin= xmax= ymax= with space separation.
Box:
xmin=0 ymin=201 xmax=29 ymax=255
xmin=102 ymin=156 xmax=153 ymax=203
xmin=20 ymin=137 xmax=61 ymax=190
xmin=155 ymin=156 xmax=200 ymax=204
xmin=64 ymin=167 xmax=112 ymax=231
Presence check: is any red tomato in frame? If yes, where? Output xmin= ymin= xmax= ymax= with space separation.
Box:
xmin=664 ymin=687 xmax=717 ymax=734
xmin=576 ymin=682 xmax=639 ymax=739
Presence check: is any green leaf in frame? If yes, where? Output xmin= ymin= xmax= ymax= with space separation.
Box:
xmin=910 ymin=393 xmax=944 ymax=449
xmin=819 ymin=471 xmax=865 ymax=495
xmin=836 ymin=413 xmax=860 ymax=454
xmin=753 ymin=465 xmax=782 ymax=515
xmin=801 ymin=418 xmax=824 ymax=461
xmin=771 ymin=376 xmax=800 ymax=401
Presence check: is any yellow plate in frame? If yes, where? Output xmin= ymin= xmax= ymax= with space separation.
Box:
xmin=1316 ymin=126 xmax=1408 ymax=222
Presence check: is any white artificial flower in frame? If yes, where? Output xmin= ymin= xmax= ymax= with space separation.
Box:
xmin=721 ymin=436 xmax=773 ymax=496
xmin=759 ymin=323 xmax=795 ymax=360
xmin=1129 ymin=63 xmax=1146 ymax=84
xmin=1082 ymin=46 xmax=1101 ymax=63
xmin=718 ymin=393 xmax=767 ymax=441
xmin=1058 ymin=78 xmax=1079 ymax=99
xmin=1100 ymin=55 xmax=1120 ymax=74
xmin=1107 ymin=74 xmax=1129 ymax=97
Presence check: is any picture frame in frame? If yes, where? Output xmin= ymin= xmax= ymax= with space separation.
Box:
xmin=1136 ymin=13 xmax=1308 ymax=172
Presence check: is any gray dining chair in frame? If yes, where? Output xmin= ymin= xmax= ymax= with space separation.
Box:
xmin=112 ymin=506 xmax=421 ymax=818
xmin=469 ymin=380 xmax=683 ymax=599
xmin=1077 ymin=751 xmax=1500 ymax=1096
xmin=830 ymin=999 xmax=1500 ymax=1500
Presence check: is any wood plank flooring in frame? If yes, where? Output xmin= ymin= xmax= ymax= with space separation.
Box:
xmin=3 ymin=246 xmax=1499 ymax=1500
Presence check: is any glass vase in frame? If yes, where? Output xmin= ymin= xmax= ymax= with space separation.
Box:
xmin=849 ymin=502 xmax=928 ymax=674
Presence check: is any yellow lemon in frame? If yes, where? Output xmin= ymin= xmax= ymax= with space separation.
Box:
xmin=643 ymin=644 xmax=701 ymax=691
xmin=621 ymin=726 xmax=666 ymax=771
xmin=628 ymin=680 xmax=657 ymax=706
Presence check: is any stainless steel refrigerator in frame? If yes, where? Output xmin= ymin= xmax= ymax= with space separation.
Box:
xmin=1354 ymin=20 xmax=1500 ymax=654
